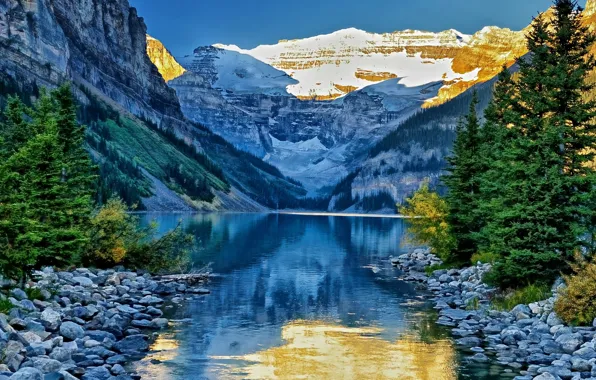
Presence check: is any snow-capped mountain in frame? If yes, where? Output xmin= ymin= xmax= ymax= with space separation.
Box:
xmin=167 ymin=45 xmax=441 ymax=193
xmin=147 ymin=24 xmax=527 ymax=195
xmin=213 ymin=26 xmax=526 ymax=106
xmin=145 ymin=2 xmax=596 ymax=209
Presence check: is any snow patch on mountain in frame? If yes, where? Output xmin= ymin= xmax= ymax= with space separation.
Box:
xmin=178 ymin=47 xmax=297 ymax=97
xmin=270 ymin=135 xmax=328 ymax=152
xmin=214 ymin=27 xmax=481 ymax=101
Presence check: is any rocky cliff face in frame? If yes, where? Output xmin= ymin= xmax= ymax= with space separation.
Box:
xmin=166 ymin=45 xmax=442 ymax=193
xmin=0 ymin=0 xmax=305 ymax=211
xmin=144 ymin=22 xmax=531 ymax=195
xmin=146 ymin=35 xmax=185 ymax=82
xmin=427 ymin=26 xmax=527 ymax=107
xmin=0 ymin=0 xmax=184 ymax=126
xmin=586 ymin=0 xmax=596 ymax=17
xmin=0 ymin=0 xmax=69 ymax=87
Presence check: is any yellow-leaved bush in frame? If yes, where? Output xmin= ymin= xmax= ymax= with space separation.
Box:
xmin=554 ymin=254 xmax=596 ymax=326
xmin=87 ymin=199 xmax=130 ymax=266
xmin=83 ymin=198 xmax=193 ymax=273
xmin=398 ymin=181 xmax=455 ymax=262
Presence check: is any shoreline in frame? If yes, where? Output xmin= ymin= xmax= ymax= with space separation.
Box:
xmin=394 ymin=250 xmax=596 ymax=380
xmin=0 ymin=268 xmax=210 ymax=379
xmin=132 ymin=210 xmax=406 ymax=219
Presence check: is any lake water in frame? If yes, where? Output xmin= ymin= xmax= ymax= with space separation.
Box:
xmin=135 ymin=213 xmax=507 ymax=380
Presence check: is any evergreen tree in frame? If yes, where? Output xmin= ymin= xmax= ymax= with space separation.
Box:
xmin=548 ymin=0 xmax=596 ymax=253
xmin=442 ymin=91 xmax=483 ymax=263
xmin=0 ymin=96 xmax=33 ymax=159
xmin=53 ymin=84 xmax=96 ymax=228
xmin=0 ymin=85 xmax=97 ymax=280
xmin=482 ymin=2 xmax=596 ymax=288
xmin=477 ymin=68 xmax=518 ymax=248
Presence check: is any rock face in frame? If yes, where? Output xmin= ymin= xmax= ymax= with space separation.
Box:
xmin=146 ymin=25 xmax=527 ymax=196
xmin=0 ymin=0 xmax=304 ymax=211
xmin=586 ymin=0 xmax=596 ymax=18
xmin=147 ymin=6 xmax=596 ymax=206
xmin=166 ymin=45 xmax=443 ymax=193
xmin=0 ymin=0 xmax=183 ymax=126
xmin=146 ymin=35 xmax=186 ymax=82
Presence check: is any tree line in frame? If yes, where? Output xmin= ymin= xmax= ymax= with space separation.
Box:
xmin=401 ymin=0 xmax=596 ymax=295
xmin=0 ymin=84 xmax=193 ymax=283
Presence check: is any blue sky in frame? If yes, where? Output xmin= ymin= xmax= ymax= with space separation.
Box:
xmin=130 ymin=0 xmax=576 ymax=56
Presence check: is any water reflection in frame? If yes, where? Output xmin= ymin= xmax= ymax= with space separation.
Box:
xmin=135 ymin=213 xmax=494 ymax=379
xmin=238 ymin=321 xmax=456 ymax=380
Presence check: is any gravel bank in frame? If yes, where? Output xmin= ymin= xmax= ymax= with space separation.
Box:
xmin=0 ymin=268 xmax=210 ymax=380
xmin=394 ymin=249 xmax=596 ymax=380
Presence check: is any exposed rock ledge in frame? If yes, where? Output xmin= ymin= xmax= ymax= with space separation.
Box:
xmin=394 ymin=250 xmax=596 ymax=380
xmin=0 ymin=267 xmax=210 ymax=379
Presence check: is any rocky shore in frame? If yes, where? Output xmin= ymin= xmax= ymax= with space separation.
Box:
xmin=0 ymin=268 xmax=210 ymax=380
xmin=393 ymin=249 xmax=596 ymax=380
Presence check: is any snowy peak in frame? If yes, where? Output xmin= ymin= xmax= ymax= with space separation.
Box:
xmin=212 ymin=26 xmax=520 ymax=104
xmin=178 ymin=46 xmax=297 ymax=96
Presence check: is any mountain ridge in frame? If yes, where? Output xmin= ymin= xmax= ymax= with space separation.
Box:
xmin=145 ymin=1 xmax=596 ymax=210
xmin=195 ymin=24 xmax=525 ymax=105
xmin=0 ymin=0 xmax=306 ymax=211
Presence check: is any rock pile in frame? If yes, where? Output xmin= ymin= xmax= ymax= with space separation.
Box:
xmin=0 ymin=268 xmax=209 ymax=379
xmin=395 ymin=249 xmax=596 ymax=380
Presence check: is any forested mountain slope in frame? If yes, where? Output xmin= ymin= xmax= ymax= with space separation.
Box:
xmin=0 ymin=0 xmax=305 ymax=210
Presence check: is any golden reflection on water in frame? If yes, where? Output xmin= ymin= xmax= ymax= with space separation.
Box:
xmin=238 ymin=320 xmax=457 ymax=380
xmin=139 ymin=320 xmax=458 ymax=380
xmin=136 ymin=334 xmax=179 ymax=379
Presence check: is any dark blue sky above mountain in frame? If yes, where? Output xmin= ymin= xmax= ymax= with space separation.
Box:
xmin=131 ymin=0 xmax=578 ymax=56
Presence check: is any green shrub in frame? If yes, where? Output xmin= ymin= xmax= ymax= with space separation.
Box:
xmin=24 ymin=287 xmax=43 ymax=301
xmin=84 ymin=198 xmax=193 ymax=273
xmin=486 ymin=250 xmax=566 ymax=290
xmin=0 ymin=298 xmax=13 ymax=314
xmin=470 ymin=251 xmax=500 ymax=265
xmin=424 ymin=263 xmax=455 ymax=276
xmin=491 ymin=284 xmax=550 ymax=311
xmin=555 ymin=256 xmax=596 ymax=326
xmin=466 ymin=297 xmax=480 ymax=311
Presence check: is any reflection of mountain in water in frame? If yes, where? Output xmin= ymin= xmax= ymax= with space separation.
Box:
xmin=137 ymin=213 xmax=505 ymax=379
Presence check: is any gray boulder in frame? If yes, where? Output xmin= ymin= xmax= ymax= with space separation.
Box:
xmin=151 ymin=318 xmax=168 ymax=329
xmin=138 ymin=296 xmax=163 ymax=305
xmin=10 ymin=289 xmax=27 ymax=301
xmin=113 ymin=335 xmax=149 ymax=353
xmin=9 ymin=367 xmax=43 ymax=380
xmin=455 ymin=337 xmax=482 ymax=347
xmin=570 ymin=357 xmax=591 ymax=371
xmin=18 ymin=300 xmax=36 ymax=312
xmin=49 ymin=347 xmax=72 ymax=362
xmin=40 ymin=309 xmax=61 ymax=331
xmin=546 ymin=312 xmax=564 ymax=327
xmin=29 ymin=357 xmax=61 ymax=374
xmin=555 ymin=333 xmax=584 ymax=354
xmin=71 ymin=277 xmax=93 ymax=287
xmin=532 ymin=374 xmax=557 ymax=380
xmin=115 ymin=305 xmax=137 ymax=314
xmin=59 ymin=322 xmax=84 ymax=341
xmin=572 ymin=346 xmax=596 ymax=360
xmin=501 ymin=326 xmax=527 ymax=345
xmin=81 ymin=366 xmax=111 ymax=380
xmin=440 ymin=308 xmax=472 ymax=321
xmin=511 ymin=304 xmax=532 ymax=320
